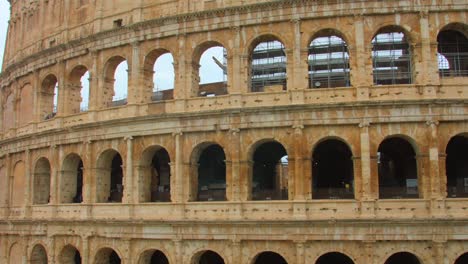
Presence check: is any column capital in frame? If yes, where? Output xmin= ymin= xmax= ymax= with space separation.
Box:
xmin=124 ymin=135 xmax=133 ymax=141
xmin=359 ymin=120 xmax=371 ymax=128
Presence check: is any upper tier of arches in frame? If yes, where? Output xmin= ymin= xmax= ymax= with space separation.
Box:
xmin=1 ymin=22 xmax=467 ymax=135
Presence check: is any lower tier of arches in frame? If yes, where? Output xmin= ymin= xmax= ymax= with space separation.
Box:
xmin=1 ymin=220 xmax=468 ymax=264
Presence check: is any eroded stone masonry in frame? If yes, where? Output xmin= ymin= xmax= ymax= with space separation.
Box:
xmin=0 ymin=0 xmax=467 ymax=263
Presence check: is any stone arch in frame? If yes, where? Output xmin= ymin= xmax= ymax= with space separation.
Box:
xmin=33 ymin=157 xmax=52 ymax=204
xmin=189 ymin=142 xmax=227 ymax=202
xmin=437 ymin=23 xmax=468 ymax=77
xmin=138 ymin=145 xmax=172 ymax=203
xmin=103 ymin=55 xmax=128 ymax=108
xmin=60 ymin=153 xmax=84 ymax=203
xmin=18 ymin=83 xmax=34 ymax=126
xmin=371 ymin=25 xmax=413 ymax=85
xmin=378 ymin=135 xmax=419 ymax=199
xmin=445 ymin=133 xmax=468 ymax=198
xmin=30 ymin=244 xmax=48 ymax=264
xmin=137 ymin=249 xmax=170 ymax=264
xmin=94 ymin=247 xmax=121 ymax=264
xmin=250 ymin=139 xmax=289 ymax=200
xmin=12 ymin=160 xmax=26 ymax=207
xmin=248 ymin=34 xmax=288 ymax=92
xmin=312 ymin=138 xmax=354 ymax=199
xmin=454 ymin=252 xmax=468 ymax=264
xmin=96 ymin=149 xmax=124 ymax=203
xmin=384 ymin=251 xmax=421 ymax=264
xmin=308 ymin=28 xmax=351 ymax=88
xmin=59 ymin=244 xmax=82 ymax=264
xmin=2 ymin=90 xmax=15 ymax=131
xmin=143 ymin=48 xmax=175 ymax=102
xmin=8 ymin=242 xmax=22 ymax=264
xmin=40 ymin=73 xmax=59 ymax=119
xmin=314 ymin=252 xmax=355 ymax=264
xmin=192 ymin=250 xmax=225 ymax=264
xmin=251 ymin=251 xmax=288 ymax=264
xmin=193 ymin=40 xmax=228 ymax=97
xmin=68 ymin=65 xmax=91 ymax=113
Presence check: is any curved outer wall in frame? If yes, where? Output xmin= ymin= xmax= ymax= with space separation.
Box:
xmin=0 ymin=0 xmax=468 ymax=263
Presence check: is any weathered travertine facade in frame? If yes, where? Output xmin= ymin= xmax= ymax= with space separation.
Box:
xmin=0 ymin=0 xmax=467 ymax=263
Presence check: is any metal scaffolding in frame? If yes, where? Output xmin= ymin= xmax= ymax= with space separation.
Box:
xmin=251 ymin=40 xmax=287 ymax=92
xmin=438 ymin=30 xmax=468 ymax=78
xmin=372 ymin=32 xmax=412 ymax=85
xmin=308 ymin=36 xmax=350 ymax=88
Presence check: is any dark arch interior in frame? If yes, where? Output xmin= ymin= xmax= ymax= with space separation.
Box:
xmin=384 ymin=252 xmax=420 ymax=264
xmin=252 ymin=141 xmax=288 ymax=200
xmin=197 ymin=144 xmax=226 ymax=201
xmin=312 ymin=140 xmax=354 ymax=199
xmin=150 ymin=250 xmax=169 ymax=264
xmin=74 ymin=160 xmax=83 ymax=203
xmin=446 ymin=135 xmax=468 ymax=198
xmin=437 ymin=29 xmax=468 ymax=77
xmin=378 ymin=137 xmax=418 ymax=199
xmin=109 ymin=154 xmax=123 ymax=202
xmin=254 ymin=251 xmax=287 ymax=264
xmin=109 ymin=250 xmax=121 ymax=264
xmin=151 ymin=148 xmax=171 ymax=202
xmin=74 ymin=250 xmax=82 ymax=264
xmin=315 ymin=252 xmax=354 ymax=264
xmin=30 ymin=245 xmax=48 ymax=264
xmin=199 ymin=250 xmax=225 ymax=264
xmin=455 ymin=252 xmax=468 ymax=264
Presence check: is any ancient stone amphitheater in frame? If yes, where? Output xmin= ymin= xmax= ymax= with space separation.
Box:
xmin=0 ymin=0 xmax=467 ymax=263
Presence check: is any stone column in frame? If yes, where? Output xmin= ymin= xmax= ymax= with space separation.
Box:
xmin=292 ymin=124 xmax=306 ymax=200
xmin=239 ymin=160 xmax=252 ymax=201
xmin=230 ymin=240 xmax=242 ymax=264
xmin=32 ymin=70 xmax=41 ymax=122
xmin=4 ymin=154 xmax=11 ymax=216
xmin=82 ymin=140 xmax=93 ymax=204
xmin=171 ymin=132 xmax=184 ymax=203
xmin=291 ymin=19 xmax=308 ymax=91
xmin=123 ymin=136 xmax=134 ymax=204
xmin=426 ymin=120 xmax=443 ymax=198
xmin=89 ymin=51 xmax=100 ymax=112
xmin=24 ymin=149 xmax=31 ymax=209
xmin=228 ymin=128 xmax=241 ymax=201
xmin=432 ymin=241 xmax=446 ymax=264
xmin=352 ymin=15 xmax=372 ymax=99
xmin=229 ymin=27 xmax=242 ymax=94
xmin=418 ymin=11 xmax=439 ymax=86
xmin=81 ymin=236 xmax=90 ymax=264
xmin=56 ymin=60 xmax=67 ymax=116
xmin=361 ymin=240 xmax=376 ymax=264
xmin=295 ymin=240 xmax=306 ymax=264
xmin=173 ymin=239 xmax=183 ymax=264
xmin=359 ymin=121 xmax=375 ymax=200
xmin=128 ymin=42 xmax=141 ymax=105
xmin=49 ymin=145 xmax=59 ymax=205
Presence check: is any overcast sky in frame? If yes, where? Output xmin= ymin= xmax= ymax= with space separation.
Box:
xmin=0 ymin=1 xmax=10 ymax=71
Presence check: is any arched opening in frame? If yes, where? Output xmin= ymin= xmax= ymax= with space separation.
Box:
xmin=138 ymin=249 xmax=169 ymax=264
xmin=12 ymin=161 xmax=25 ymax=207
xmin=94 ymin=248 xmax=121 ymax=264
xmin=455 ymin=252 xmax=468 ymax=264
xmin=437 ymin=27 xmax=468 ymax=77
xmin=378 ymin=137 xmax=418 ymax=199
xmin=315 ymin=252 xmax=354 ymax=264
xmin=384 ymin=252 xmax=420 ymax=264
xmin=197 ymin=250 xmax=225 ymax=264
xmin=253 ymin=251 xmax=287 ymax=264
xmin=68 ymin=66 xmax=90 ymax=113
xmin=30 ymin=244 xmax=48 ymax=264
xmin=33 ymin=158 xmax=51 ymax=205
xmin=3 ymin=92 xmax=15 ymax=131
xmin=60 ymin=154 xmax=84 ymax=203
xmin=9 ymin=243 xmax=22 ymax=264
xmin=96 ymin=150 xmax=123 ymax=203
xmin=104 ymin=56 xmax=128 ymax=108
xmin=195 ymin=144 xmax=227 ymax=201
xmin=197 ymin=44 xmax=227 ymax=97
xmin=312 ymin=139 xmax=354 ymax=199
xmin=446 ymin=135 xmax=468 ymax=198
xmin=252 ymin=141 xmax=288 ymax=200
xmin=152 ymin=53 xmax=175 ymax=101
xmin=308 ymin=33 xmax=350 ymax=88
xmin=250 ymin=36 xmax=287 ymax=92
xmin=59 ymin=245 xmax=81 ymax=264
xmin=19 ymin=83 xmax=34 ymax=126
xmin=139 ymin=146 xmax=171 ymax=203
xmin=41 ymin=74 xmax=58 ymax=119
xmin=372 ymin=27 xmax=412 ymax=85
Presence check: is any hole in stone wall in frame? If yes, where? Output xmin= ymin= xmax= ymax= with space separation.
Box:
xmin=109 ymin=154 xmax=123 ymax=203
xmin=315 ymin=252 xmax=354 ymax=264
xmin=197 ymin=144 xmax=226 ymax=201
xmin=446 ymin=135 xmax=468 ymax=198
xmin=150 ymin=148 xmax=171 ymax=202
xmin=33 ymin=158 xmax=51 ymax=205
xmin=384 ymin=252 xmax=420 ymax=264
xmin=438 ymin=29 xmax=468 ymax=77
xmin=198 ymin=46 xmax=227 ymax=97
xmin=455 ymin=252 xmax=468 ymax=264
xmin=152 ymin=53 xmax=175 ymax=101
xmin=250 ymin=38 xmax=287 ymax=92
xmin=198 ymin=251 xmax=225 ymax=264
xmin=30 ymin=244 xmax=48 ymax=264
xmin=254 ymin=251 xmax=287 ymax=264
